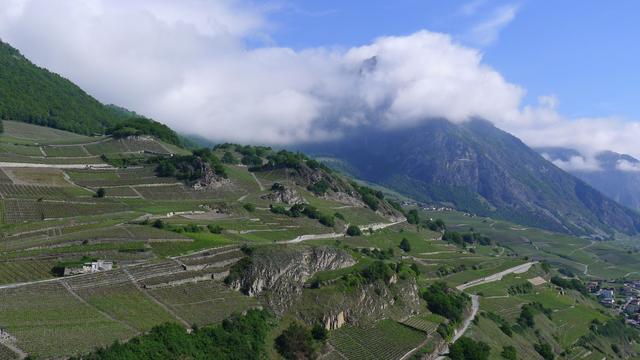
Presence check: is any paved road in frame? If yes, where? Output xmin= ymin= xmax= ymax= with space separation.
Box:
xmin=279 ymin=220 xmax=405 ymax=244
xmin=0 ymin=162 xmax=112 ymax=169
xmin=432 ymin=295 xmax=480 ymax=360
xmin=424 ymin=261 xmax=537 ymax=359
xmin=456 ymin=261 xmax=538 ymax=291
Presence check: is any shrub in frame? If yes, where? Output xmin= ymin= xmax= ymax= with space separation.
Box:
xmin=501 ymin=345 xmax=517 ymax=360
xmin=406 ymin=209 xmax=419 ymax=224
xmin=449 ymin=337 xmax=490 ymax=360
xmin=550 ymin=276 xmax=587 ymax=294
xmin=508 ymin=282 xmax=533 ymax=295
xmin=275 ymin=323 xmax=316 ymax=360
xmin=311 ymin=324 xmax=328 ymax=342
xmin=534 ymin=343 xmax=554 ymax=360
xmin=207 ymin=224 xmax=223 ymax=234
xmin=437 ymin=323 xmax=454 ymax=340
xmin=399 ymin=238 xmax=411 ymax=252
xmin=95 ymin=188 xmax=106 ymax=198
xmin=270 ymin=205 xmax=288 ymax=215
xmin=243 ymin=203 xmax=256 ymax=212
xmin=360 ymin=261 xmax=394 ymax=284
xmin=318 ymin=214 xmax=335 ymax=227
xmin=152 ymin=219 xmax=165 ymax=229
xmin=346 ymin=225 xmax=362 ymax=236
xmin=221 ymin=151 xmax=238 ymax=164
xmin=422 ymin=282 xmax=470 ymax=323
xmin=308 ymin=180 xmax=330 ymax=195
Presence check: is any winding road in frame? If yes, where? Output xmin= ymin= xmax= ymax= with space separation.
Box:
xmin=404 ymin=261 xmax=537 ymax=360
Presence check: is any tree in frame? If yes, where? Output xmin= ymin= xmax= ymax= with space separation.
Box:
xmin=95 ymin=188 xmax=106 ymax=198
xmin=311 ymin=324 xmax=327 ymax=342
xmin=243 ymin=203 xmax=256 ymax=212
xmin=346 ymin=225 xmax=362 ymax=236
xmin=517 ymin=305 xmax=535 ymax=328
xmin=275 ymin=323 xmax=316 ymax=360
xmin=449 ymin=337 xmax=490 ymax=360
xmin=501 ymin=345 xmax=517 ymax=360
xmin=406 ymin=209 xmax=419 ymax=224
xmin=399 ymin=238 xmax=411 ymax=252
xmin=534 ymin=343 xmax=554 ymax=360
xmin=152 ymin=219 xmax=165 ymax=229
xmin=207 ymin=224 xmax=223 ymax=234
xmin=221 ymin=151 xmax=238 ymax=164
xmin=422 ymin=282 xmax=469 ymax=323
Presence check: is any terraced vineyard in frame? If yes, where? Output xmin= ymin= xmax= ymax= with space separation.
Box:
xmin=149 ymin=280 xmax=259 ymax=326
xmin=0 ymin=120 xmax=636 ymax=360
xmin=0 ymin=260 xmax=56 ymax=284
xmin=0 ymin=282 xmax=136 ymax=358
xmin=329 ymin=320 xmax=426 ymax=360
xmin=400 ymin=314 xmax=442 ymax=335
xmin=73 ymin=281 xmax=177 ymax=331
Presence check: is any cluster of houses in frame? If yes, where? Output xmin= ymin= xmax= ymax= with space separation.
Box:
xmin=400 ymin=200 xmax=454 ymax=213
xmin=588 ymin=280 xmax=640 ymax=327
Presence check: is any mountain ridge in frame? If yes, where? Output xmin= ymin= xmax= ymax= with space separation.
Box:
xmin=540 ymin=147 xmax=640 ymax=211
xmin=298 ymin=119 xmax=640 ymax=237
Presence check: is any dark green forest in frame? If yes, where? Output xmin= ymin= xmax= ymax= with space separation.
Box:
xmin=72 ymin=310 xmax=273 ymax=360
xmin=0 ymin=41 xmax=121 ymax=134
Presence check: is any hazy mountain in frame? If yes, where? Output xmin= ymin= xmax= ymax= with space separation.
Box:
xmin=0 ymin=40 xmax=121 ymax=134
xmin=299 ymin=119 xmax=640 ymax=237
xmin=540 ymin=147 xmax=640 ymax=211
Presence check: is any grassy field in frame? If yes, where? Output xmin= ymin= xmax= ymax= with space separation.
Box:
xmin=421 ymin=209 xmax=640 ymax=280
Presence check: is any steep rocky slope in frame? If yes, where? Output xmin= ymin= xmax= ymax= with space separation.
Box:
xmin=228 ymin=245 xmax=356 ymax=313
xmin=540 ymin=147 xmax=640 ymax=211
xmin=300 ymin=119 xmax=640 ymax=237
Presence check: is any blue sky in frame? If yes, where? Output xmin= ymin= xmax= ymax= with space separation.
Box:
xmin=270 ymin=0 xmax=640 ymax=120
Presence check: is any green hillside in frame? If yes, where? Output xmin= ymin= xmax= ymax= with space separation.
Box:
xmin=0 ymin=41 xmax=121 ymax=134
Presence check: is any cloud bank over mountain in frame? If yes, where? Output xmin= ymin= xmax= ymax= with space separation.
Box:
xmin=1 ymin=0 xmax=639 ymax=158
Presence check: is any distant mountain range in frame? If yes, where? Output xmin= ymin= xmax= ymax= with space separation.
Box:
xmin=539 ymin=147 xmax=640 ymax=211
xmin=299 ymin=119 xmax=640 ymax=237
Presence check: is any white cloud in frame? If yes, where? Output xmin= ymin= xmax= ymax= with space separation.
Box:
xmin=460 ymin=0 xmax=488 ymax=16
xmin=468 ymin=4 xmax=520 ymax=46
xmin=616 ymin=160 xmax=640 ymax=172
xmin=0 ymin=1 xmax=526 ymax=144
xmin=2 ymin=0 xmax=640 ymax=160
xmin=542 ymin=154 xmax=602 ymax=172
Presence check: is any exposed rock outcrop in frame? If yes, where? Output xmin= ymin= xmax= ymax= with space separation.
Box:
xmin=306 ymin=277 xmax=422 ymax=329
xmin=192 ymin=159 xmax=230 ymax=190
xmin=228 ymin=245 xmax=355 ymax=314
xmin=260 ymin=184 xmax=307 ymax=205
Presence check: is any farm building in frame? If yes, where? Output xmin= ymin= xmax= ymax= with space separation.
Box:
xmin=63 ymin=260 xmax=113 ymax=276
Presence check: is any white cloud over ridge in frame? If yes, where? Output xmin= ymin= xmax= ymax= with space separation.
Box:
xmin=616 ymin=160 xmax=640 ymax=172
xmin=1 ymin=0 xmax=640 ymax=160
xmin=542 ymin=154 xmax=602 ymax=172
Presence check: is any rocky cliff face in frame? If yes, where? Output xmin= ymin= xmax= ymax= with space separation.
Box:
xmin=313 ymin=278 xmax=422 ymax=329
xmin=192 ymin=159 xmax=230 ymax=190
xmin=228 ymin=245 xmax=355 ymax=314
xmin=260 ymin=184 xmax=307 ymax=205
